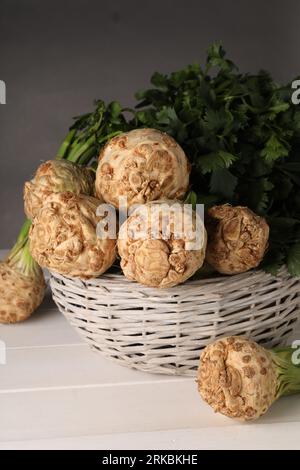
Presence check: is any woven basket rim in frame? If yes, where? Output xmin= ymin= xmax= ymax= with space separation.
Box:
xmin=49 ymin=266 xmax=288 ymax=293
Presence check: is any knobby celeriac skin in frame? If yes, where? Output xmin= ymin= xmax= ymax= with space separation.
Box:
xmin=95 ymin=128 xmax=190 ymax=209
xmin=24 ymin=160 xmax=95 ymax=220
xmin=117 ymin=200 xmax=207 ymax=288
xmin=29 ymin=192 xmax=116 ymax=279
xmin=0 ymin=220 xmax=46 ymax=324
xmin=197 ymin=336 xmax=278 ymax=421
xmin=205 ymin=205 xmax=269 ymax=274
xmin=0 ymin=262 xmax=45 ymax=324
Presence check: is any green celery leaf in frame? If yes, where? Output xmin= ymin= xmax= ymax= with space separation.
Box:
xmin=184 ymin=191 xmax=198 ymax=209
xmin=156 ymin=106 xmax=178 ymax=124
xmin=203 ymin=109 xmax=228 ymax=133
xmin=206 ymin=42 xmax=236 ymax=72
xmin=210 ymin=169 xmax=237 ymax=199
xmin=256 ymin=178 xmax=274 ymax=213
xmin=268 ymin=101 xmax=290 ymax=120
xmin=150 ymin=72 xmax=168 ymax=89
xmin=287 ymin=242 xmax=300 ymax=276
xmin=197 ymin=150 xmax=237 ymax=174
xmin=260 ymin=134 xmax=289 ymax=163
xmin=262 ymin=250 xmax=285 ymax=275
xmin=108 ymin=101 xmax=122 ymax=118
xmin=155 ymin=107 xmax=187 ymax=140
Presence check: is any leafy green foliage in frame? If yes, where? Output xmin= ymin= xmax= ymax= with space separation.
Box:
xmin=287 ymin=243 xmax=300 ymax=277
xmin=197 ymin=151 xmax=237 ymax=174
xmin=260 ymin=134 xmax=289 ymax=163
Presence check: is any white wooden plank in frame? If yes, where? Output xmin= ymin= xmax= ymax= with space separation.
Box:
xmin=1 ymin=361 xmax=300 ymax=442
xmin=1 ymin=420 xmax=300 ymax=450
xmin=0 ymin=380 xmax=218 ymax=441
xmin=0 ymin=344 xmax=190 ymax=391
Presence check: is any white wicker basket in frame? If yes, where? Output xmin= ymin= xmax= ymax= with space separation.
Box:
xmin=50 ymin=268 xmax=300 ymax=376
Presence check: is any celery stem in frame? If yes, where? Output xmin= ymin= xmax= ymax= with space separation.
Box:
xmin=78 ymin=146 xmax=97 ymax=165
xmin=272 ymin=347 xmax=300 ymax=398
xmin=67 ymin=135 xmax=96 ymax=162
xmin=56 ymin=129 xmax=76 ymax=159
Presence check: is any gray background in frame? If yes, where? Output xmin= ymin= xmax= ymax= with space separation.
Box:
xmin=0 ymin=0 xmax=299 ymax=246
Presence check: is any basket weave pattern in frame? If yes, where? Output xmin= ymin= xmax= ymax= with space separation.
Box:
xmin=50 ymin=269 xmax=300 ymax=376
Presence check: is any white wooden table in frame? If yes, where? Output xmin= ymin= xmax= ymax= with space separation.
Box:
xmin=0 ymin=252 xmax=300 ymax=449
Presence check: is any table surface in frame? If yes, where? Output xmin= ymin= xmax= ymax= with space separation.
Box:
xmin=0 ymin=251 xmax=300 ymax=450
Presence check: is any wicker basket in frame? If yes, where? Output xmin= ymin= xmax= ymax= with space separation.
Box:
xmin=50 ymin=268 xmax=300 ymax=376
